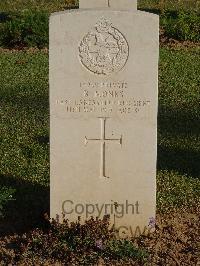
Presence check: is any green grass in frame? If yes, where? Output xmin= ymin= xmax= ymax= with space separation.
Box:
xmin=0 ymin=51 xmax=49 ymax=231
xmin=0 ymin=0 xmax=79 ymax=13
xmin=0 ymin=10 xmax=49 ymax=48
xmin=139 ymin=0 xmax=200 ymax=12
xmin=0 ymin=0 xmax=198 ymax=12
xmin=0 ymin=1 xmax=199 ymax=49
xmin=158 ymin=48 xmax=200 ymax=176
xmin=0 ymin=51 xmax=49 ymax=186
xmin=0 ymin=0 xmax=76 ymax=12
xmin=157 ymin=47 xmax=200 ymax=210
xmin=0 ymin=47 xmax=199 ymax=232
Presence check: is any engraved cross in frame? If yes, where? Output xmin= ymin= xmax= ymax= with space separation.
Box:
xmin=85 ymin=117 xmax=122 ymax=178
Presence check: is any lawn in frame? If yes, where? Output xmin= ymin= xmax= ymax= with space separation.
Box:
xmin=0 ymin=46 xmax=199 ymax=263
xmin=0 ymin=1 xmax=199 ymax=265
xmin=0 ymin=0 xmax=70 ymax=12
xmin=0 ymin=50 xmax=49 ymax=233
xmin=0 ymin=0 xmax=199 ymax=12
xmin=0 ymin=0 xmax=199 ymax=49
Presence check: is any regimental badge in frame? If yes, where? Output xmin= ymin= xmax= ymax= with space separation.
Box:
xmin=79 ymin=18 xmax=129 ymax=75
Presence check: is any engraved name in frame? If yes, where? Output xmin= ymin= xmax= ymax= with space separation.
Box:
xmin=56 ymin=80 xmax=151 ymax=115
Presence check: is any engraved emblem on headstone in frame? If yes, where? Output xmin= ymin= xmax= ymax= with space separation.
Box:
xmin=85 ymin=117 xmax=122 ymax=178
xmin=79 ymin=18 xmax=129 ymax=75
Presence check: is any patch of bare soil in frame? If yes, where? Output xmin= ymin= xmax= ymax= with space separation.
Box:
xmin=160 ymin=28 xmax=200 ymax=49
xmin=135 ymin=207 xmax=200 ymax=266
xmin=0 ymin=207 xmax=199 ymax=265
xmin=0 ymin=47 xmax=48 ymax=53
xmin=0 ymin=31 xmax=199 ymax=54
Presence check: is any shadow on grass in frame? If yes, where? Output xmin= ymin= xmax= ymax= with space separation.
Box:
xmin=1 ymin=92 xmax=49 ymax=112
xmin=0 ymin=174 xmax=50 ymax=236
xmin=158 ymin=146 xmax=200 ymax=178
xmin=158 ymin=106 xmax=200 ymax=178
xmin=36 ymin=135 xmax=49 ymax=145
xmin=64 ymin=4 xmax=78 ymax=10
xmin=138 ymin=8 xmax=161 ymax=15
xmin=0 ymin=12 xmax=10 ymax=23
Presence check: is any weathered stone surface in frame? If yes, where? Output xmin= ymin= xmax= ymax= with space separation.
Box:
xmin=79 ymin=0 xmax=108 ymax=8
xmin=50 ymin=7 xmax=159 ymax=237
xmin=79 ymin=0 xmax=137 ymax=9
xmin=109 ymin=0 xmax=137 ymax=9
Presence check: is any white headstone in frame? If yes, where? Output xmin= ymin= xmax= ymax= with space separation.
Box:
xmin=79 ymin=0 xmax=108 ymax=8
xmin=50 ymin=1 xmax=159 ymax=237
xmin=79 ymin=0 xmax=137 ymax=9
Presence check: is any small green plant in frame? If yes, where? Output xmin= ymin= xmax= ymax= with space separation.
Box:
xmin=0 ymin=186 xmax=15 ymax=218
xmin=0 ymin=217 xmax=148 ymax=264
xmin=162 ymin=10 xmax=200 ymax=42
xmin=0 ymin=10 xmax=49 ymax=48
xmin=105 ymin=239 xmax=148 ymax=261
